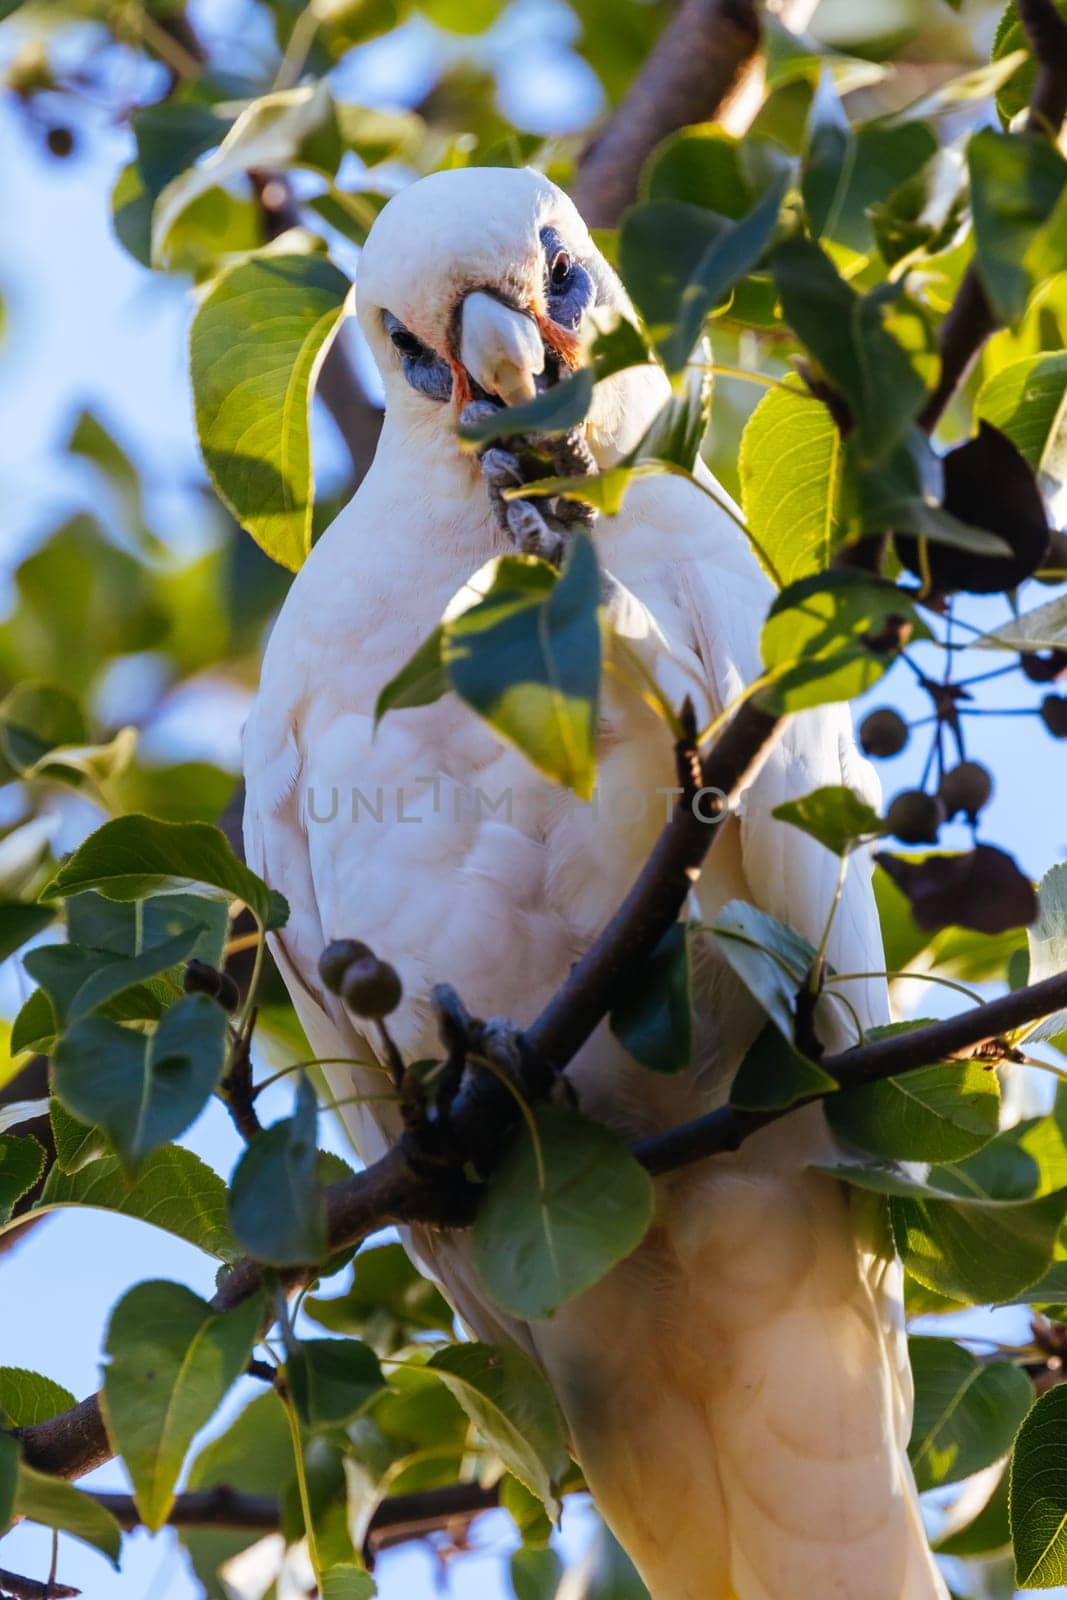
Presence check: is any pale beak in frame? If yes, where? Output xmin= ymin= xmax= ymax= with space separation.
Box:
xmin=460 ymin=291 xmax=545 ymax=407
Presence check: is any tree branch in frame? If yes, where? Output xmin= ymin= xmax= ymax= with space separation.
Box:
xmin=919 ymin=0 xmax=1067 ymax=430
xmin=571 ymin=0 xmax=819 ymax=228
xmin=0 ymin=1569 xmax=79 ymax=1600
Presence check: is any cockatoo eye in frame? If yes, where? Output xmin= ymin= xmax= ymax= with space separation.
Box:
xmin=389 ymin=324 xmax=424 ymax=358
xmin=550 ymin=250 xmax=572 ymax=288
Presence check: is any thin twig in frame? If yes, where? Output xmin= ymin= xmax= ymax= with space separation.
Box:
xmin=0 ymin=1569 xmax=79 ymax=1600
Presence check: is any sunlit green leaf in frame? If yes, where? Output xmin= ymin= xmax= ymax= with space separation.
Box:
xmin=772 ymin=784 xmax=882 ymax=856
xmin=739 ymin=385 xmax=842 ymax=584
xmin=827 ymin=1046 xmax=1000 ymax=1163
xmin=14 ymin=1465 xmax=122 ymax=1566
xmin=0 ymin=1368 xmax=76 ymax=1428
xmin=1011 ymin=1381 xmax=1067 ymax=1587
xmin=191 ymin=252 xmax=350 ymax=572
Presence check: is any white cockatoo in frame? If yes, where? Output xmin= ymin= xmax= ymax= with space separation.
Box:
xmin=244 ymin=166 xmax=948 ymax=1600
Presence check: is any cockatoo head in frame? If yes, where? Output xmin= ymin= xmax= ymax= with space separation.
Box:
xmin=356 ymin=166 xmax=667 ymax=465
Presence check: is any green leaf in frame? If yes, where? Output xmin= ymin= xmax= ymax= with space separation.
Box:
xmin=427 ymin=1343 xmax=569 ymax=1515
xmin=976 ymin=352 xmax=1067 ymax=481
xmin=609 ymin=922 xmax=691 ymax=1074
xmin=760 ymin=570 xmax=928 ymax=713
xmin=827 ymin=1048 xmax=1000 ymax=1163
xmin=1011 ymin=1381 xmax=1067 ymax=1587
xmin=228 ymin=1074 xmax=326 ymax=1266
xmin=0 ymin=1368 xmax=76 ymax=1428
xmin=642 ymin=125 xmax=756 ymax=217
xmin=459 ymin=367 xmax=598 ymax=447
xmin=473 ymin=1105 xmax=653 ymax=1320
xmin=802 ymin=68 xmax=853 ymax=241
xmin=102 ymin=1282 xmax=262 ymax=1530
xmin=511 ymin=1546 xmax=563 ymax=1600
xmin=0 ymin=681 xmax=87 ymax=775
xmin=14 ymin=1464 xmax=122 ymax=1566
xmin=10 ymin=989 xmax=54 ymax=1058
xmin=729 ymin=1020 xmax=838 ymax=1111
xmin=869 ymin=146 xmax=969 ymax=269
xmin=0 ymin=1134 xmax=44 ymax=1222
xmin=43 ymin=814 xmax=287 ymax=929
xmin=304 ymin=1242 xmax=453 ymax=1348
xmin=53 ymin=993 xmax=228 ymax=1173
xmin=972 ymin=592 xmax=1067 ymax=653
xmin=771 ymin=238 xmax=927 ymax=464
xmin=35 ymin=1143 xmax=238 ymax=1260
xmin=623 ymin=176 xmax=789 ymax=372
xmin=772 ymin=784 xmax=882 ymax=856
xmin=67 ymin=889 xmax=229 ymax=967
xmin=0 ymin=1433 xmax=16 ymax=1534
xmin=0 ymin=900 xmax=55 ymax=961
xmin=1026 ymin=862 xmax=1067 ymax=1042
xmin=822 ymin=1159 xmax=1067 ymax=1304
xmin=739 ymin=385 xmax=842 ymax=585
xmin=711 ymin=899 xmax=816 ymax=1037
xmin=992 ymin=0 xmax=1067 ymax=122
xmin=287 ymin=1339 xmax=384 ymax=1430
xmin=25 ymin=926 xmax=203 ymax=1029
xmin=968 ymin=128 xmax=1067 ymax=324
xmin=908 ymin=1336 xmax=1032 ymax=1492
xmin=443 ymin=534 xmax=601 ymax=799
xmin=322 ymin=1567 xmax=377 ymax=1600
xmin=373 ymin=625 xmax=448 ymax=726
xmin=152 ymin=82 xmax=337 ymax=262
xmin=191 ymin=252 xmax=350 ymax=571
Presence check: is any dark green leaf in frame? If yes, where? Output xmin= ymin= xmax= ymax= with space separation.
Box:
xmin=427 ymin=1343 xmax=569 ymax=1515
xmin=711 ymin=899 xmax=816 ymax=1037
xmin=444 ymin=534 xmax=601 ymax=799
xmin=0 ymin=1368 xmax=76 ymax=1428
xmin=1011 ymin=1381 xmax=1067 ymax=1587
xmin=25 ymin=927 xmax=202 ymax=1029
xmin=66 ymin=890 xmax=229 ymax=967
xmin=609 ymin=922 xmax=691 ymax=1074
xmin=191 ymin=253 xmax=351 ymax=571
xmin=10 ymin=989 xmax=54 ymax=1058
xmin=476 ymin=1107 xmax=659 ymax=1318
xmin=473 ymin=1105 xmax=653 ymax=1320
xmin=459 ymin=369 xmax=595 ymax=445
xmin=968 ymin=128 xmax=1067 ymax=323
xmin=772 ymin=784 xmax=882 ymax=856
xmin=43 ymin=814 xmax=287 ymax=929
xmin=771 ymin=238 xmax=927 ymax=464
xmin=760 ymin=571 xmax=928 ymax=712
xmin=642 ymin=126 xmax=756 ymax=218
xmin=908 ymin=1335 xmax=1032 ymax=1491
xmin=0 ymin=901 xmax=55 ymax=962
xmin=36 ymin=1143 xmax=238 ymax=1260
xmin=288 ymin=1339 xmax=384 ymax=1429
xmin=52 ymin=993 xmax=227 ymax=1172
xmin=14 ymin=1465 xmax=122 ymax=1565
xmin=0 ymin=1433 xmax=16 ymax=1534
xmin=374 ymin=625 xmax=448 ymax=726
xmin=103 ymin=1282 xmax=262 ymax=1529
xmin=228 ymin=1075 xmax=326 ymax=1266
xmin=802 ymin=69 xmax=853 ymax=240
xmin=729 ymin=1020 xmax=838 ymax=1111
xmin=0 ymin=1134 xmax=44 ymax=1222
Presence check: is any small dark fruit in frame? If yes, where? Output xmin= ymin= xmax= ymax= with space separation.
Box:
xmin=216 ymin=972 xmax=241 ymax=1012
xmin=1021 ymin=650 xmax=1067 ymax=684
xmin=859 ymin=708 xmax=908 ymax=759
xmin=1040 ymin=695 xmax=1067 ymax=739
xmin=340 ymin=955 xmax=403 ymax=1019
xmin=318 ymin=938 xmax=372 ymax=994
xmin=885 ymin=789 xmax=945 ymax=845
xmin=938 ymin=761 xmax=993 ymax=821
xmin=184 ymin=959 xmax=222 ymax=998
xmin=46 ymin=125 xmax=74 ymax=157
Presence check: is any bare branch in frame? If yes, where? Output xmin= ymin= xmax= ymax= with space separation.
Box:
xmin=0 ymin=1568 xmax=79 ymax=1600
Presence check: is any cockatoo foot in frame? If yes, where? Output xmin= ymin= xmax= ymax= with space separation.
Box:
xmin=460 ymin=401 xmax=597 ymax=568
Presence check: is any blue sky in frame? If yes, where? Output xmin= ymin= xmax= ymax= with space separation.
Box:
xmin=2 ymin=3 xmax=1067 ymax=1596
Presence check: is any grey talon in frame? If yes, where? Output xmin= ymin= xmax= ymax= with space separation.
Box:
xmin=460 ymin=399 xmax=502 ymax=430
xmin=480 ymin=448 xmax=524 ymax=488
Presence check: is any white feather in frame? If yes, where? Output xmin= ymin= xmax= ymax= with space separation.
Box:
xmin=244 ymin=168 xmax=947 ymax=1600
